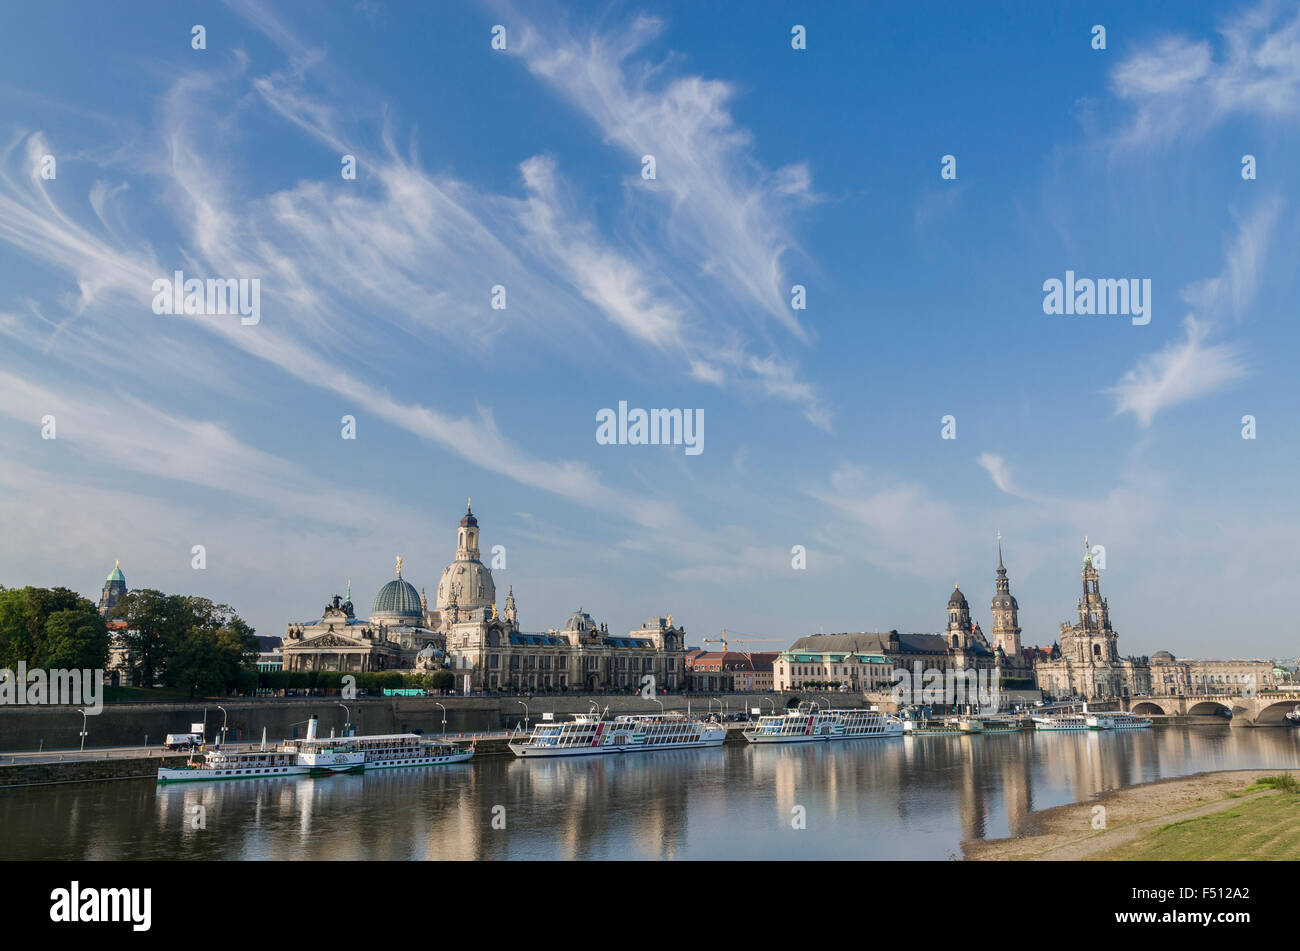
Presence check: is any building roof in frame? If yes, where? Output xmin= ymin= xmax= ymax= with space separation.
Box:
xmin=789 ymin=631 xmax=993 ymax=656
xmin=371 ymin=576 xmax=423 ymax=619
xmin=106 ymin=560 xmax=125 ymax=583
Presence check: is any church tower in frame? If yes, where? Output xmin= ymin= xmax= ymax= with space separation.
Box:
xmin=946 ymin=585 xmax=972 ymax=649
xmin=436 ymin=499 xmax=496 ymax=615
xmin=1073 ymin=537 xmax=1117 ymax=663
xmin=990 ymin=533 xmax=1022 ymax=659
xmin=98 ymin=560 xmax=127 ymax=616
xmin=456 ymin=499 xmax=481 ymax=560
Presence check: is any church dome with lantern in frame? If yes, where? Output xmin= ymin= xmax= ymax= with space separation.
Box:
xmin=435 ymin=501 xmax=497 ymax=615
xmin=371 ymin=556 xmax=423 ymax=623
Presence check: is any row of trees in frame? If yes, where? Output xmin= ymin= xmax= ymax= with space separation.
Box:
xmin=110 ymin=590 xmax=258 ymax=696
xmin=0 ymin=586 xmax=110 ymax=671
xmin=0 ymin=585 xmax=258 ymax=699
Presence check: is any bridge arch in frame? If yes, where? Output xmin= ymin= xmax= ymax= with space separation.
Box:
xmin=1254 ymin=699 xmax=1300 ymax=726
xmin=1131 ymin=701 xmax=1166 ymax=716
xmin=1187 ymin=700 xmax=1233 ymax=718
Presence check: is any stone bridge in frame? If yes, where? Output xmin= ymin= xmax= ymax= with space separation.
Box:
xmin=1120 ymin=691 xmax=1300 ymax=725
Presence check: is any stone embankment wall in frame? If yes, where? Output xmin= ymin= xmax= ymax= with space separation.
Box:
xmin=0 ymin=692 xmax=833 ymax=751
xmin=0 ymin=755 xmax=190 ymax=787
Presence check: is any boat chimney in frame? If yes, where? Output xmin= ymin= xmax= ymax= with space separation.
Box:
xmin=306 ymin=716 xmax=319 ymax=741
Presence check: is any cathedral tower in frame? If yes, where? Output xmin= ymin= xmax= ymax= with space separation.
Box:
xmin=990 ymin=533 xmax=1022 ymax=659
xmin=1067 ymin=537 xmax=1117 ymax=663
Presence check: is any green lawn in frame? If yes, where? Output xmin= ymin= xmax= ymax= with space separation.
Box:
xmin=1097 ymin=785 xmax=1300 ymax=860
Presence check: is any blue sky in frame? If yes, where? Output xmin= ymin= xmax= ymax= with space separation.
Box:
xmin=0 ymin=0 xmax=1297 ymax=658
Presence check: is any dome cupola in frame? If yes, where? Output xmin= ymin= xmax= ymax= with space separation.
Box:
xmin=371 ymin=556 xmax=423 ymax=622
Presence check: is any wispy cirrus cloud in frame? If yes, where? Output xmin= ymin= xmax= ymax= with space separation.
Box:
xmin=976 ymin=452 xmax=1019 ymax=496
xmin=1108 ymin=198 xmax=1277 ymax=427
xmin=505 ymin=7 xmax=830 ymax=427
xmin=1109 ymin=316 xmax=1248 ymax=428
xmin=1109 ymin=2 xmax=1300 ymax=149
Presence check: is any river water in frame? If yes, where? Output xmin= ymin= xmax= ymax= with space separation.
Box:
xmin=4 ymin=726 xmax=1298 ymax=860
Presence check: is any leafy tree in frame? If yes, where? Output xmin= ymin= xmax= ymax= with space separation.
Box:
xmin=111 ymin=589 xmax=186 ymax=688
xmin=113 ymin=591 xmax=257 ymax=695
xmin=0 ymin=586 xmax=108 ymax=670
xmin=43 ymin=609 xmax=111 ymax=670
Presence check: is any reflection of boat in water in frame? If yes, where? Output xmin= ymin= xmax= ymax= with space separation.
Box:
xmin=744 ymin=702 xmax=904 ymax=743
xmin=156 ymin=716 xmax=472 ymax=783
xmin=509 ymin=710 xmax=725 ymax=757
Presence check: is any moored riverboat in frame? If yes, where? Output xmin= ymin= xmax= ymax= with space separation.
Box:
xmin=157 ymin=716 xmax=472 ymax=783
xmin=156 ymin=747 xmax=312 ymax=784
xmin=1086 ymin=712 xmax=1152 ymax=730
xmin=509 ymin=710 xmax=725 ymax=758
xmin=744 ymin=702 xmax=904 ymax=743
xmin=1032 ymin=714 xmax=1092 ymax=732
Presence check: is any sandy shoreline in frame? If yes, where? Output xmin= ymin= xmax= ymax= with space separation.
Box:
xmin=963 ymin=769 xmax=1300 ymax=860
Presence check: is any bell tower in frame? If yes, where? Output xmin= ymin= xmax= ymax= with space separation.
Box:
xmin=990 ymin=533 xmax=1022 ymax=659
xmin=1077 ymin=537 xmax=1117 ymax=663
xmin=947 ymin=585 xmax=972 ymax=649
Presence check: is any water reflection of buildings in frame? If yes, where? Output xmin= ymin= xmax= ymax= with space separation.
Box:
xmin=12 ymin=727 xmax=1300 ymax=861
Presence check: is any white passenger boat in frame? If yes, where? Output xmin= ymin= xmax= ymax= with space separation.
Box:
xmin=508 ymin=710 xmax=725 ymax=758
xmin=157 ymin=716 xmax=472 ymax=783
xmin=744 ymin=702 xmax=904 ymax=743
xmin=1032 ymin=714 xmax=1093 ymax=731
xmin=903 ymin=718 xmax=965 ymax=736
xmin=1085 ymin=712 xmax=1152 ymax=730
xmin=284 ymin=732 xmax=473 ymax=770
xmin=969 ymin=715 xmax=1023 ymax=734
xmin=156 ymin=746 xmax=317 ymax=783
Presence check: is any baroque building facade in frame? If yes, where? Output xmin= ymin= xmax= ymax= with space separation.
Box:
xmin=281 ymin=502 xmax=688 ymax=691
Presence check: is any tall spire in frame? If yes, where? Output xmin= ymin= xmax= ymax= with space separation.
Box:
xmin=997 ymin=530 xmax=1004 ymax=570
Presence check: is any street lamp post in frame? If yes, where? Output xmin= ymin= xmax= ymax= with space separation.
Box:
xmin=337 ymin=702 xmax=352 ymax=737
xmin=77 ymin=709 xmax=89 ymax=752
xmin=435 ymin=702 xmax=447 ymax=735
xmin=517 ymin=700 xmax=529 ymax=731
xmin=217 ymin=705 xmax=229 ymax=747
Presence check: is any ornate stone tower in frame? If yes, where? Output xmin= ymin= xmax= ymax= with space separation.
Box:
xmin=1063 ymin=537 xmax=1117 ymax=664
xmin=503 ymin=585 xmax=517 ymax=626
xmin=947 ymin=585 xmax=972 ymax=649
xmin=436 ymin=500 xmax=496 ymax=614
xmin=98 ymin=560 xmax=127 ymax=616
xmin=990 ymin=533 xmax=1022 ymax=659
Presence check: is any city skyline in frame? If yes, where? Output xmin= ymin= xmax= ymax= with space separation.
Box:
xmin=2 ymin=1 xmax=1299 ymax=655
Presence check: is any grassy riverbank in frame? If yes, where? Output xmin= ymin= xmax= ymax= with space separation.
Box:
xmin=964 ymin=769 xmax=1300 ymax=860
